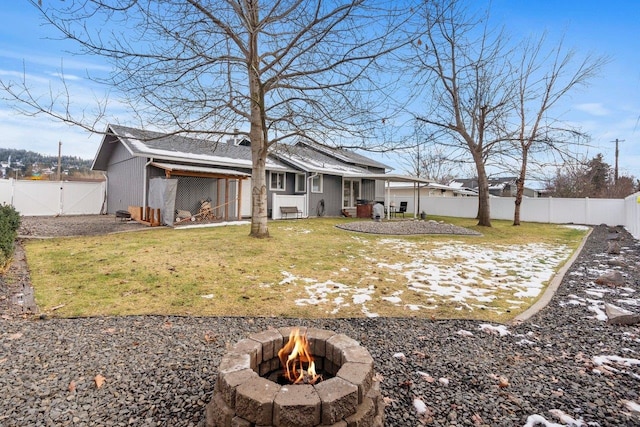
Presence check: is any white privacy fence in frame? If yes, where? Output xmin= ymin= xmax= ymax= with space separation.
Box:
xmin=421 ymin=192 xmax=640 ymax=239
xmin=0 ymin=179 xmax=106 ymax=216
xmin=2 ymin=179 xmax=639 ymax=239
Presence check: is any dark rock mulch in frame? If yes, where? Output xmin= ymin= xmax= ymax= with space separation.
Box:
xmin=0 ymin=225 xmax=639 ymax=426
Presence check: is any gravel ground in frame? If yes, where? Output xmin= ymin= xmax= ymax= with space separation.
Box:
xmin=336 ymin=219 xmax=482 ymax=236
xmin=1 ymin=219 xmax=639 ymax=426
xmin=18 ymin=215 xmax=149 ymax=238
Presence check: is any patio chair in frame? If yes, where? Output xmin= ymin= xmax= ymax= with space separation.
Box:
xmin=398 ymin=201 xmax=408 ymax=218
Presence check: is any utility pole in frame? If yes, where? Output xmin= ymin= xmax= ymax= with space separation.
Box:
xmin=57 ymin=140 xmax=62 ymax=181
xmin=611 ymin=138 xmax=625 ymax=184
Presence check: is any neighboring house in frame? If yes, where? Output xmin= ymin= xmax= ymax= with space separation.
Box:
xmin=387 ymin=181 xmax=475 ymax=215
xmin=451 ymin=177 xmax=542 ymax=198
xmin=92 ymin=124 xmax=421 ymax=224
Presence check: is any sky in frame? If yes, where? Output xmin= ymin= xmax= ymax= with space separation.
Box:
xmin=0 ymin=1 xmax=638 ymax=179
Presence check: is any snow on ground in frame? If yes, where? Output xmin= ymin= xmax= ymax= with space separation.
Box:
xmin=375 ymin=239 xmax=572 ymax=313
xmin=283 ymin=238 xmax=576 ymax=317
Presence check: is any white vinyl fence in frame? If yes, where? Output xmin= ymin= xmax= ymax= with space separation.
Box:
xmin=421 ymin=192 xmax=640 ymax=239
xmin=0 ymin=179 xmax=106 ymax=216
xmin=3 ymin=178 xmax=640 ymax=240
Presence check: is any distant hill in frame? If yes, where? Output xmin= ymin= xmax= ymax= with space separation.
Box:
xmin=0 ymin=148 xmax=99 ymax=180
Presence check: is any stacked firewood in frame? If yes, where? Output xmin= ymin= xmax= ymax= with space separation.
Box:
xmin=198 ymin=199 xmax=214 ymax=220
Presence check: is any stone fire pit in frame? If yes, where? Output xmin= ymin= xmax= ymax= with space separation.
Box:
xmin=206 ymin=326 xmax=384 ymax=427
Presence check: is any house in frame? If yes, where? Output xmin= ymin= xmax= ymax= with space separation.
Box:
xmin=92 ymin=124 xmax=424 ymax=224
xmin=451 ymin=177 xmax=542 ymax=198
xmin=385 ymin=180 xmax=476 ymax=215
xmin=269 ymin=140 xmax=390 ymax=218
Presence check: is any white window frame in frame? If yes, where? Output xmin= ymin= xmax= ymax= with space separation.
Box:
xmin=295 ymin=173 xmax=306 ymax=193
xmin=270 ymin=172 xmax=286 ymax=191
xmin=311 ymin=174 xmax=323 ymax=193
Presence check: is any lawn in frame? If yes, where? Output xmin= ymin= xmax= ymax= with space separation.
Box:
xmin=25 ymin=216 xmax=588 ymax=321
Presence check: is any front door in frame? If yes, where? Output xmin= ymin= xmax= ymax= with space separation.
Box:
xmin=343 ymin=179 xmax=360 ymax=208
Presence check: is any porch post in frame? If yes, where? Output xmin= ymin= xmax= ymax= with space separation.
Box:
xmin=237 ymin=178 xmax=243 ymax=221
xmin=225 ymin=179 xmax=230 ymax=220
xmin=386 ymin=179 xmax=390 ymax=220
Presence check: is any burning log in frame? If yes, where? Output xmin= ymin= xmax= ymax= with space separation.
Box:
xmin=278 ymin=328 xmax=322 ymax=385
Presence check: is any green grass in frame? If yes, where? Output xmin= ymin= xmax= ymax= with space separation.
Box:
xmin=24 ymin=216 xmax=587 ymax=321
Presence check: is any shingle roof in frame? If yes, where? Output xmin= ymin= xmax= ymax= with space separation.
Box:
xmin=93 ymin=124 xmax=291 ymax=172
xmin=297 ymin=140 xmax=389 ymax=170
xmin=270 ymin=143 xmax=373 ymax=176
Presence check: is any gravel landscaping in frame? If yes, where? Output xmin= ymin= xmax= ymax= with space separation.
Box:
xmin=1 ymin=218 xmax=639 ymax=426
xmin=336 ymin=219 xmax=482 ymax=236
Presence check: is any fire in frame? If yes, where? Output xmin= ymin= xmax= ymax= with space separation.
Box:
xmin=278 ymin=328 xmax=321 ymax=385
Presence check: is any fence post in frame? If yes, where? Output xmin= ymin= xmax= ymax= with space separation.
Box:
xmin=584 ymin=197 xmax=589 ymax=225
xmin=59 ymin=182 xmax=64 ymax=215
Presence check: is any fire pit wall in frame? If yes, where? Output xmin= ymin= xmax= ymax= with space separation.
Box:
xmin=206 ymin=326 xmax=384 ymax=427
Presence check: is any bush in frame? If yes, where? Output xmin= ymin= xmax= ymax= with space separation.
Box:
xmin=0 ymin=204 xmax=21 ymax=270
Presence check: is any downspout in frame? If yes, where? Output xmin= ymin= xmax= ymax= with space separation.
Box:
xmin=307 ymin=172 xmax=318 ymax=218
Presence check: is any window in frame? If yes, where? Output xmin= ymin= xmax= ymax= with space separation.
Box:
xmin=311 ymin=174 xmax=323 ymax=193
xmin=270 ymin=172 xmax=286 ymax=191
xmin=295 ymin=174 xmax=306 ymax=192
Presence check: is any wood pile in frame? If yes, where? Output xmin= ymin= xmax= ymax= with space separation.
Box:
xmin=175 ymin=199 xmax=216 ymax=223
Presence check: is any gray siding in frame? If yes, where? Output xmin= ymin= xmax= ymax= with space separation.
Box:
xmin=361 ymin=179 xmax=376 ymax=202
xmin=317 ymin=175 xmax=342 ymax=217
xmin=106 ymin=145 xmax=146 ymax=214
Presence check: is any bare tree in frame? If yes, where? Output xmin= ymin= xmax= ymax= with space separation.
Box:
xmin=400 ymin=121 xmax=463 ymax=183
xmin=548 ymin=153 xmax=638 ymax=199
xmin=508 ymin=34 xmax=607 ymax=225
xmin=2 ymin=0 xmax=417 ymax=237
xmin=413 ymin=0 xmax=514 ymax=227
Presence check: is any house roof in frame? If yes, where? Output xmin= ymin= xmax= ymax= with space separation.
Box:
xmin=297 ymin=140 xmax=389 ymax=170
xmin=270 ymin=143 xmax=375 ymax=176
xmin=92 ymin=124 xmax=415 ymax=183
xmin=92 ymin=124 xmax=293 ymax=172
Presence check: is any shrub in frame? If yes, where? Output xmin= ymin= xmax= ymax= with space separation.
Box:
xmin=0 ymin=204 xmax=21 ymax=270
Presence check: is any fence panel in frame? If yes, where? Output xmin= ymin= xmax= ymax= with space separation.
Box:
xmin=625 ymin=192 xmax=640 ymax=239
xmin=0 ymin=180 xmax=13 ymax=205
xmin=423 ymin=195 xmax=633 ymax=230
xmin=0 ymin=180 xmax=105 ymax=216
xmin=61 ymin=182 xmax=107 ymax=215
xmin=13 ymin=181 xmax=62 ymax=216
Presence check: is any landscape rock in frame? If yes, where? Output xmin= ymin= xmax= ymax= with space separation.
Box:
xmin=607 ymin=240 xmax=621 ymax=254
xmin=595 ymin=270 xmax=624 ymax=287
xmin=605 ymin=303 xmax=640 ymax=325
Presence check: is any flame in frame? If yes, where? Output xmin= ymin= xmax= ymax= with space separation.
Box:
xmin=278 ymin=328 xmax=321 ymax=384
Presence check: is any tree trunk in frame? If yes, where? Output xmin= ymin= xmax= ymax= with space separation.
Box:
xmin=513 ymin=154 xmax=527 ymax=226
xmin=474 ymin=154 xmax=492 ymax=227
xmin=247 ymin=1 xmax=269 ymax=238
